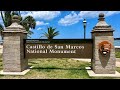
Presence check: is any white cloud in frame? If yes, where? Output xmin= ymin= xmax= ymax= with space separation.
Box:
xmin=78 ymin=11 xmax=101 ymax=18
xmin=58 ymin=11 xmax=82 ymax=26
xmin=36 ymin=21 xmax=49 ymax=26
xmin=105 ymin=11 xmax=120 ymax=17
xmin=29 ymin=28 xmax=32 ymax=31
xmin=58 ymin=11 xmax=120 ymax=26
xmin=21 ymin=11 xmax=61 ymax=20
xmin=78 ymin=11 xmax=120 ymax=18
xmin=37 ymin=27 xmax=43 ymax=30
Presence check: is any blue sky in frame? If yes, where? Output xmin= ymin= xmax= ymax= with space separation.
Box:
xmin=0 ymin=11 xmax=120 ymax=39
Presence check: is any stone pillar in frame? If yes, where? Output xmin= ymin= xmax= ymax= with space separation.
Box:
xmin=2 ymin=15 xmax=28 ymax=72
xmin=91 ymin=13 xmax=116 ymax=74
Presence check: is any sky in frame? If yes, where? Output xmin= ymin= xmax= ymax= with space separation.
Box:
xmin=0 ymin=11 xmax=120 ymax=39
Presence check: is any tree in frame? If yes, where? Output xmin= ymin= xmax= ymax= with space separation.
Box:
xmin=21 ymin=15 xmax=36 ymax=38
xmin=0 ymin=24 xmax=4 ymax=40
xmin=0 ymin=11 xmax=12 ymax=27
xmin=20 ymin=16 xmax=36 ymax=38
xmin=0 ymin=11 xmax=36 ymax=39
xmin=0 ymin=24 xmax=3 ymax=32
xmin=41 ymin=26 xmax=59 ymax=41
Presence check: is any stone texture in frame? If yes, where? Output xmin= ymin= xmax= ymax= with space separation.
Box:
xmin=91 ymin=13 xmax=116 ymax=74
xmin=86 ymin=67 xmax=120 ymax=77
xmin=2 ymin=15 xmax=28 ymax=72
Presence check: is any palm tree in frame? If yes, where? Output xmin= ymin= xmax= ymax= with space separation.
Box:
xmin=21 ymin=16 xmax=36 ymax=31
xmin=41 ymin=26 xmax=59 ymax=41
xmin=20 ymin=15 xmax=36 ymax=38
xmin=0 ymin=11 xmax=36 ymax=38
xmin=1 ymin=11 xmax=12 ymax=27
xmin=0 ymin=24 xmax=4 ymax=44
xmin=0 ymin=24 xmax=3 ymax=32
xmin=0 ymin=24 xmax=4 ymax=40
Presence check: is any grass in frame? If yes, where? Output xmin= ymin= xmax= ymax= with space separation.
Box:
xmin=0 ymin=52 xmax=120 ymax=79
xmin=0 ymin=58 xmax=120 ymax=79
xmin=0 ymin=58 xmax=91 ymax=79
xmin=116 ymin=51 xmax=120 ymax=58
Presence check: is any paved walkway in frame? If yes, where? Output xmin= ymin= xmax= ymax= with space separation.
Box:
xmin=0 ymin=45 xmax=3 ymax=54
xmin=72 ymin=58 xmax=120 ymax=67
xmin=116 ymin=58 xmax=120 ymax=67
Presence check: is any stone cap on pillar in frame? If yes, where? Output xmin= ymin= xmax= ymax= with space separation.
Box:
xmin=91 ymin=13 xmax=114 ymax=33
xmin=3 ymin=15 xmax=28 ymax=34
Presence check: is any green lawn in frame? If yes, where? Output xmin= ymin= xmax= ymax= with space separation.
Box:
xmin=0 ymin=52 xmax=120 ymax=79
xmin=116 ymin=51 xmax=120 ymax=58
xmin=0 ymin=58 xmax=91 ymax=79
xmin=0 ymin=57 xmax=120 ymax=79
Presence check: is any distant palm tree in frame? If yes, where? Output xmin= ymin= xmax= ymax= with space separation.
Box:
xmin=41 ymin=26 xmax=59 ymax=41
xmin=0 ymin=24 xmax=3 ymax=31
xmin=0 ymin=11 xmax=36 ymax=38
xmin=20 ymin=16 xmax=36 ymax=38
xmin=0 ymin=24 xmax=4 ymax=40
xmin=0 ymin=11 xmax=12 ymax=27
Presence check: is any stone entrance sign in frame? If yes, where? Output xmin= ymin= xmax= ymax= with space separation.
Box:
xmin=24 ymin=39 xmax=93 ymax=58
xmin=0 ymin=13 xmax=119 ymax=77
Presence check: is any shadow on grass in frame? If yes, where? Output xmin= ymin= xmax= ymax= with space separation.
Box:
xmin=31 ymin=66 xmax=91 ymax=70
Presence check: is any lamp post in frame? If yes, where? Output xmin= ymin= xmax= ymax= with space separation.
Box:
xmin=83 ymin=19 xmax=87 ymax=39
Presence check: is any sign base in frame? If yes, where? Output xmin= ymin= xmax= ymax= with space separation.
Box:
xmin=0 ymin=66 xmax=33 ymax=75
xmin=86 ymin=67 xmax=120 ymax=78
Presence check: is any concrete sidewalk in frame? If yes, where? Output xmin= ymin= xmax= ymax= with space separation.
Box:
xmin=72 ymin=58 xmax=91 ymax=62
xmin=0 ymin=45 xmax=3 ymax=54
xmin=116 ymin=58 xmax=120 ymax=67
xmin=72 ymin=58 xmax=120 ymax=67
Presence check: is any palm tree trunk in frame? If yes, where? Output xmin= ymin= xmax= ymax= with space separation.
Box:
xmin=1 ymin=35 xmax=3 ymax=41
xmin=18 ymin=11 xmax=21 ymax=16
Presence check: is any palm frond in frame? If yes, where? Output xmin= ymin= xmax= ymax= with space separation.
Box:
xmin=53 ymin=31 xmax=59 ymax=37
xmin=42 ymin=26 xmax=59 ymax=40
xmin=0 ymin=11 xmax=36 ymax=37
